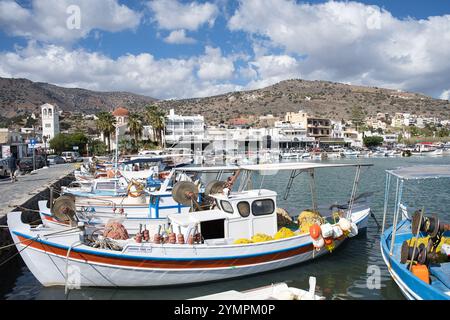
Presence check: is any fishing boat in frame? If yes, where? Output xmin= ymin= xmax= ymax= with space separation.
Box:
xmin=38 ymin=166 xmax=239 ymax=231
xmin=342 ymin=149 xmax=359 ymax=158
xmin=190 ymin=277 xmax=324 ymax=300
xmin=380 ymin=165 xmax=450 ymax=300
xmin=9 ymin=162 xmax=372 ymax=287
xmin=411 ymin=143 xmax=443 ymax=156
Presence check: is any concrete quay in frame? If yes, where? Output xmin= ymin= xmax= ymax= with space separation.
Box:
xmin=0 ymin=163 xmax=75 ymax=263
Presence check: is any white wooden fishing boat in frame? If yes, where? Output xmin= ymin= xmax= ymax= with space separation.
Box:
xmin=39 ymin=166 xmax=240 ymax=230
xmin=190 ymin=277 xmax=324 ymax=300
xmin=9 ymin=162 xmax=372 ymax=287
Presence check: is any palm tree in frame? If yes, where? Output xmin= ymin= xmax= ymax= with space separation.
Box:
xmin=144 ymin=105 xmax=165 ymax=146
xmin=96 ymin=112 xmax=116 ymax=153
xmin=128 ymin=113 xmax=143 ymax=148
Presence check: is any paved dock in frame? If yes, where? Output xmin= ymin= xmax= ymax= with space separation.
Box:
xmin=0 ymin=163 xmax=75 ymax=217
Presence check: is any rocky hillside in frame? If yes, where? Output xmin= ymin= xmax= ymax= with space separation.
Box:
xmin=0 ymin=77 xmax=156 ymax=118
xmin=1 ymin=77 xmax=449 ymax=126
xmin=158 ymin=79 xmax=450 ymax=125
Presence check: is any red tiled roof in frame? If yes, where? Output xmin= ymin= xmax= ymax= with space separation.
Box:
xmin=229 ymin=118 xmax=249 ymax=125
xmin=112 ymin=106 xmax=129 ymax=116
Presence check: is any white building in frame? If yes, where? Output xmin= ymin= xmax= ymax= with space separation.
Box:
xmin=41 ymin=103 xmax=60 ymax=140
xmin=165 ymin=109 xmax=205 ymax=145
xmin=110 ymin=106 xmax=130 ymax=151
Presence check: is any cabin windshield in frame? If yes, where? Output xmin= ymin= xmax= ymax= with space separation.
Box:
xmin=237 ymin=201 xmax=250 ymax=217
xmin=252 ymin=199 xmax=275 ymax=216
xmin=220 ymin=200 xmax=233 ymax=214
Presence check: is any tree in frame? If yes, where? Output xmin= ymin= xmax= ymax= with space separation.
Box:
xmin=363 ymin=136 xmax=384 ymax=148
xmin=127 ymin=113 xmax=143 ymax=147
xmin=144 ymin=105 xmax=165 ymax=146
xmin=49 ymin=132 xmax=88 ymax=154
xmin=351 ymin=105 xmax=365 ymax=132
xmin=95 ymin=112 xmax=116 ymax=153
xmin=88 ymin=139 xmax=108 ymax=156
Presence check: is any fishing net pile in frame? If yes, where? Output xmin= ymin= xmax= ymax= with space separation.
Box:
xmin=233 ymin=227 xmax=297 ymax=244
xmin=407 ymin=236 xmax=450 ymax=254
xmin=276 ymin=208 xmax=294 ymax=227
xmin=297 ymin=210 xmax=325 ymax=234
xmin=103 ymin=221 xmax=129 ymax=240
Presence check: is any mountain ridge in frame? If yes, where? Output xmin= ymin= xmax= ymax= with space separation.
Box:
xmin=1 ymin=77 xmax=449 ymax=126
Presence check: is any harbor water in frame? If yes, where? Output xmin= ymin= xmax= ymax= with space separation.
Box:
xmin=1 ymin=156 xmax=450 ymax=300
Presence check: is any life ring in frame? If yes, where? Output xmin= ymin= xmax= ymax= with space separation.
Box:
xmin=107 ymin=169 xmax=121 ymax=178
xmin=127 ymin=179 xmax=145 ymax=197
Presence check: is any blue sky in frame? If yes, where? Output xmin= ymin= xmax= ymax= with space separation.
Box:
xmin=0 ymin=0 xmax=450 ymax=100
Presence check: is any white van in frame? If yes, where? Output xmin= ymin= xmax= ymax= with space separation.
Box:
xmin=61 ymin=151 xmax=82 ymax=163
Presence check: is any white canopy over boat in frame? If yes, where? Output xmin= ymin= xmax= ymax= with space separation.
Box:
xmin=386 ymin=165 xmax=450 ymax=180
xmin=239 ymin=162 xmax=372 ymax=172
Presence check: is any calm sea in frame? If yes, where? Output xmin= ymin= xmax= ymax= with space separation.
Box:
xmin=1 ymin=156 xmax=450 ymax=300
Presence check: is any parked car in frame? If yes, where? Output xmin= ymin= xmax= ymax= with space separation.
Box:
xmin=0 ymin=159 xmax=9 ymax=177
xmin=47 ymin=155 xmax=66 ymax=165
xmin=18 ymin=156 xmax=47 ymax=172
xmin=61 ymin=151 xmax=83 ymax=163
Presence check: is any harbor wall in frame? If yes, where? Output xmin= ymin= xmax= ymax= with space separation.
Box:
xmin=0 ymin=174 xmax=74 ymax=265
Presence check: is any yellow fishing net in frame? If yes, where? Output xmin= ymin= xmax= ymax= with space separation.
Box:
xmin=252 ymin=233 xmax=274 ymax=242
xmin=274 ymin=227 xmax=296 ymax=240
xmin=233 ymin=238 xmax=253 ymax=244
xmin=297 ymin=210 xmax=324 ymax=234
xmin=407 ymin=236 xmax=450 ymax=254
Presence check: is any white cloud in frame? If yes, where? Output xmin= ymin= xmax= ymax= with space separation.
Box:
xmin=441 ymin=90 xmax=450 ymax=101
xmin=149 ymin=0 xmax=218 ymax=31
xmin=229 ymin=0 xmax=450 ymax=97
xmin=197 ymin=47 xmax=235 ymax=81
xmin=0 ymin=42 xmax=240 ymax=99
xmin=0 ymin=0 xmax=142 ymax=43
xmin=164 ymin=29 xmax=196 ymax=44
xmin=247 ymin=54 xmax=301 ymax=88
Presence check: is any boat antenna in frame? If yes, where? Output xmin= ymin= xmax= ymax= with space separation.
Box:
xmin=308 ymin=169 xmax=318 ymax=212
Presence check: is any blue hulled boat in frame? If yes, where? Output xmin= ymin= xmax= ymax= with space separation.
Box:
xmin=380 ymin=165 xmax=450 ymax=300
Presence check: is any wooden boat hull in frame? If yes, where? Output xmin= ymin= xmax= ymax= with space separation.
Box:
xmin=9 ymin=208 xmax=369 ymax=287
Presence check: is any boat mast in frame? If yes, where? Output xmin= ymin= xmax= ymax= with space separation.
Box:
xmin=114 ymin=125 xmax=119 ymax=178
xmin=347 ymin=165 xmax=362 ymax=220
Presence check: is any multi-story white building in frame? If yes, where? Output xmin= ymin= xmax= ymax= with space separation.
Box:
xmin=165 ymin=109 xmax=205 ymax=145
xmin=41 ymin=103 xmax=60 ymax=140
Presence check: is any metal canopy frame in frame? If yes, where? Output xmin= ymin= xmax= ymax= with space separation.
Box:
xmin=247 ymin=163 xmax=366 ymax=221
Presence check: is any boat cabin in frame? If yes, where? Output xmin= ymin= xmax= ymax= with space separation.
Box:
xmin=168 ymin=189 xmax=278 ymax=242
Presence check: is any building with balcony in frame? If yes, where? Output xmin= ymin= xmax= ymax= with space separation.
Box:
xmin=306 ymin=117 xmax=332 ymax=138
xmin=165 ymin=109 xmax=205 ymax=145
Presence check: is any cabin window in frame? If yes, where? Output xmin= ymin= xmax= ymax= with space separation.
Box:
xmin=252 ymin=199 xmax=275 ymax=216
xmin=220 ymin=200 xmax=233 ymax=214
xmin=237 ymin=201 xmax=250 ymax=217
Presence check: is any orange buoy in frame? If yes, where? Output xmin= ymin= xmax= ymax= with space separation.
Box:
xmin=309 ymin=224 xmax=322 ymax=240
xmin=324 ymin=237 xmax=333 ymax=245
xmin=411 ymin=264 xmax=430 ymax=284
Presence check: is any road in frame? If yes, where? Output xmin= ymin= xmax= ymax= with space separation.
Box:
xmin=0 ymin=163 xmax=76 ymax=217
